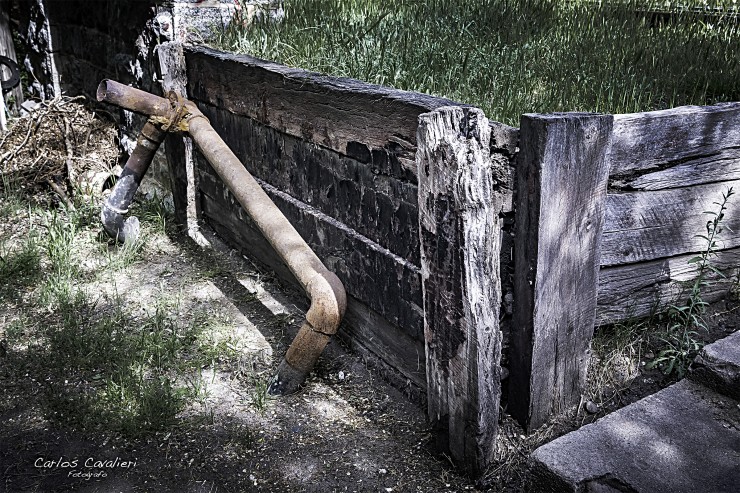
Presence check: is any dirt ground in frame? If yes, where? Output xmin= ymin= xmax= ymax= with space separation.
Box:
xmin=0 ymin=225 xmax=481 ymax=493
xmin=1 ymin=99 xmax=738 ymax=493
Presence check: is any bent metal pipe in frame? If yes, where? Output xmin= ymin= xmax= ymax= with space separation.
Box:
xmin=97 ymin=79 xmax=347 ymax=395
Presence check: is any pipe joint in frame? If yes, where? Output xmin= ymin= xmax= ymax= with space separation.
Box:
xmin=97 ymin=79 xmax=348 ymax=395
xmin=305 ymin=270 xmax=347 ymax=335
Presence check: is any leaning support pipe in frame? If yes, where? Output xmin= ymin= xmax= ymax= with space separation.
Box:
xmin=101 ymin=118 xmax=166 ymax=242
xmin=97 ymin=79 xmax=346 ymax=394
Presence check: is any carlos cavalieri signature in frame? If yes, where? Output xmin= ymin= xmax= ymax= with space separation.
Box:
xmin=35 ymin=456 xmax=138 ymax=479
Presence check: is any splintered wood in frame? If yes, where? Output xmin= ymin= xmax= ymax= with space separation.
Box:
xmin=416 ymin=106 xmax=504 ymax=474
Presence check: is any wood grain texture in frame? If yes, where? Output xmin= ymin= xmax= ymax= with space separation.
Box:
xmin=185 ymin=45 xmax=462 ymax=176
xmin=601 ymin=181 xmax=740 ymax=267
xmin=608 ymin=103 xmax=740 ymax=178
xmin=611 ymin=150 xmax=740 ymax=191
xmin=597 ymin=247 xmax=740 ymax=325
xmin=510 ymin=113 xmax=613 ymax=431
xmin=198 ymin=102 xmax=421 ymax=264
xmin=159 ymin=42 xmax=195 ymax=229
xmin=197 ymin=157 xmax=424 ymax=341
xmin=417 ymin=106 xmax=503 ymax=474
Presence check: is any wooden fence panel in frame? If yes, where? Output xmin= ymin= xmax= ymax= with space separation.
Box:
xmin=186 ymin=45 xmax=461 ymax=174
xmin=608 ymin=103 xmax=740 ymax=178
xmin=416 ymin=106 xmax=504 ymax=473
xmin=601 ymin=180 xmax=740 ymax=267
xmin=510 ymin=113 xmax=613 ymax=431
xmin=596 ymin=103 xmax=740 ymax=323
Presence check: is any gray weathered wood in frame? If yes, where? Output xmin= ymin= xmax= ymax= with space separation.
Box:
xmin=510 ymin=113 xmax=613 ymax=431
xmin=158 ymin=41 xmax=191 ymax=228
xmin=417 ymin=106 xmax=503 ymax=474
xmin=185 ymin=45 xmax=463 ymax=175
xmin=597 ymin=247 xmax=740 ymax=325
xmin=608 ymin=103 xmax=740 ymax=178
xmin=0 ymin=6 xmax=23 ymax=116
xmin=601 ymin=180 xmax=740 ymax=267
xmin=611 ymin=151 xmax=740 ymax=191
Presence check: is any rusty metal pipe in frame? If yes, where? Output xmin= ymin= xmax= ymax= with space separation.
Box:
xmin=97 ymin=79 xmax=346 ymax=395
xmin=97 ymin=79 xmax=172 ymax=119
xmin=101 ymin=119 xmax=166 ymax=243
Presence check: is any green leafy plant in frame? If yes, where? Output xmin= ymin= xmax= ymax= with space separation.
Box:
xmin=648 ymin=186 xmax=734 ymax=377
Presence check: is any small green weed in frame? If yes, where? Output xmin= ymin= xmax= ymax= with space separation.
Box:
xmin=44 ymin=209 xmax=78 ymax=279
xmin=249 ymin=370 xmax=271 ymax=414
xmin=0 ymin=235 xmax=41 ymax=299
xmin=134 ymin=193 xmax=174 ymax=235
xmin=648 ymin=186 xmax=734 ymax=377
xmin=102 ymin=230 xmax=146 ymax=272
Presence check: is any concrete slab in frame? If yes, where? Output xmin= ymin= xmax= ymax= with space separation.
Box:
xmin=691 ymin=330 xmax=740 ymax=400
xmin=529 ymin=379 xmax=740 ymax=492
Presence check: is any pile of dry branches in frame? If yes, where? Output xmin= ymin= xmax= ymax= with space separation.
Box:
xmin=0 ymin=96 xmax=119 ymax=206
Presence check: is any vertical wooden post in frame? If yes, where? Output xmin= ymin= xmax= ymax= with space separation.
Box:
xmin=158 ymin=41 xmax=206 ymax=245
xmin=417 ymin=106 xmax=504 ymax=474
xmin=0 ymin=2 xmax=23 ymax=116
xmin=509 ymin=113 xmax=613 ymax=431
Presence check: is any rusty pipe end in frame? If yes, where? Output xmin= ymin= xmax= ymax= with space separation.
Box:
xmin=96 ymin=79 xmax=111 ymax=102
xmin=268 ymin=271 xmax=346 ymax=396
xmin=96 ymin=79 xmax=172 ymax=117
xmin=101 ymin=174 xmax=141 ymax=244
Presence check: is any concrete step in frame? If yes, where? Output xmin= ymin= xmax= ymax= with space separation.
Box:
xmin=528 ymin=378 xmax=740 ymax=492
xmin=690 ymin=330 xmax=740 ymax=401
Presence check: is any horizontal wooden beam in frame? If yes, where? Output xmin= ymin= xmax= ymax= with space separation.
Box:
xmin=597 ymin=247 xmax=740 ymax=325
xmin=185 ymin=45 xmax=462 ymax=175
xmin=608 ymin=103 xmax=740 ymax=177
xmin=601 ymin=180 xmax=740 ymax=266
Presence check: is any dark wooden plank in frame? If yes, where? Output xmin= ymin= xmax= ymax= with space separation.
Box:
xmin=510 ymin=112 xmax=613 ymax=431
xmin=200 ymin=192 xmax=427 ymax=391
xmin=185 ymin=45 xmax=463 ymax=175
xmin=199 ymin=102 xmax=421 ymax=264
xmin=340 ymin=301 xmax=427 ymax=392
xmin=601 ymin=180 xmax=740 ymax=267
xmin=597 ymin=247 xmax=740 ymax=325
xmin=417 ymin=106 xmax=504 ymax=474
xmin=608 ymin=103 xmax=740 ymax=178
xmin=197 ymin=160 xmax=424 ymax=341
xmin=0 ymin=8 xmax=23 ymax=115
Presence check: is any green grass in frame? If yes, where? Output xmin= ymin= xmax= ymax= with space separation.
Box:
xmin=0 ymin=184 xmax=235 ymax=437
xmin=211 ymin=0 xmax=740 ymax=126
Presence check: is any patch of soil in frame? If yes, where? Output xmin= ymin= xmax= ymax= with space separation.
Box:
xmin=0 ymin=222 xmax=483 ymax=493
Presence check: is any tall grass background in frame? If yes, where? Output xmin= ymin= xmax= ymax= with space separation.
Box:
xmin=211 ymin=0 xmax=740 ymax=126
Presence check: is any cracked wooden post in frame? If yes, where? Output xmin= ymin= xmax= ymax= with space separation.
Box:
xmin=417 ymin=106 xmax=504 ymax=474
xmin=509 ymin=113 xmax=613 ymax=431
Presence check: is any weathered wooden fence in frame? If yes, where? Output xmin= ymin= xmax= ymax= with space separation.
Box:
xmin=19 ymin=0 xmax=740 ymax=475
xmin=509 ymin=104 xmax=740 ymax=430
xmin=104 ymin=40 xmax=739 ymax=472
xmin=155 ymin=43 xmax=740 ymax=469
